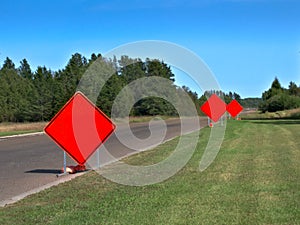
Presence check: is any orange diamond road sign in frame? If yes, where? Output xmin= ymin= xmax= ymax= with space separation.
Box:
xmin=227 ymin=99 xmax=243 ymax=117
xmin=44 ymin=92 xmax=116 ymax=165
xmin=200 ymin=94 xmax=227 ymax=122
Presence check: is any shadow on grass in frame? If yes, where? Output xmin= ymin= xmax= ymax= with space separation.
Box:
xmin=25 ymin=169 xmax=61 ymax=174
xmin=247 ymin=119 xmax=300 ymax=125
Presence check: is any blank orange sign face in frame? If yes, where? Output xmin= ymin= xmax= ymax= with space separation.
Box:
xmin=200 ymin=94 xmax=227 ymax=122
xmin=45 ymin=92 xmax=116 ymax=165
xmin=227 ymin=99 xmax=243 ymax=117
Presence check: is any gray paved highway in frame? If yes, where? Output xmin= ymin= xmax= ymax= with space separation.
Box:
xmin=0 ymin=117 xmax=206 ymax=203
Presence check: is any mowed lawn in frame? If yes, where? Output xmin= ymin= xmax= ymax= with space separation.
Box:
xmin=0 ymin=120 xmax=299 ymax=224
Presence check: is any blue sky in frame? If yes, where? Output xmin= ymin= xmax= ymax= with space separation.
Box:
xmin=0 ymin=0 xmax=299 ymax=98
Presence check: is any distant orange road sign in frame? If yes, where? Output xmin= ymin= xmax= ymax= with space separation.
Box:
xmin=227 ymin=99 xmax=243 ymax=117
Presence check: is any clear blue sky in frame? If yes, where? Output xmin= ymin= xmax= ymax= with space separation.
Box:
xmin=1 ymin=0 xmax=299 ymax=98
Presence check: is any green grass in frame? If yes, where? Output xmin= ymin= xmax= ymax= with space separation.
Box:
xmin=1 ymin=120 xmax=300 ymax=224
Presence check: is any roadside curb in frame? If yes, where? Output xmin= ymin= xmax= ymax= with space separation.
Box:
xmin=0 ymin=170 xmax=90 ymax=207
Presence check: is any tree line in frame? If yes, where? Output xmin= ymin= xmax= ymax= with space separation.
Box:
xmin=0 ymin=53 xmax=202 ymax=122
xmin=259 ymin=77 xmax=300 ymax=112
xmin=0 ymin=53 xmax=262 ymax=123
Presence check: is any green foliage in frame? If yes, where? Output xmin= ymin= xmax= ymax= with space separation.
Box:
xmin=288 ymin=81 xmax=300 ymax=96
xmin=0 ymin=54 xmax=200 ymax=122
xmin=181 ymin=86 xmax=200 ymax=115
xmin=132 ymin=97 xmax=178 ymax=116
xmin=7 ymin=53 xmax=293 ymax=122
xmin=2 ymin=57 xmax=15 ymax=70
xmin=1 ymin=53 xmax=251 ymax=122
xmin=271 ymin=76 xmax=282 ymax=89
xmin=18 ymin=59 xmax=32 ymax=79
xmin=240 ymin=98 xmax=262 ymax=108
xmin=31 ymin=67 xmax=55 ymax=121
xmin=260 ymin=77 xmax=300 ymax=112
xmin=97 ymin=73 xmax=125 ymax=117
xmin=0 ymin=68 xmax=34 ymax=122
xmin=266 ymin=94 xmax=285 ymax=112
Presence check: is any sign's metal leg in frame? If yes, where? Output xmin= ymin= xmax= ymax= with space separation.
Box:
xmin=63 ymin=151 xmax=67 ymax=172
xmin=97 ymin=149 xmax=100 ymax=169
xmin=57 ymin=151 xmax=68 ymax=177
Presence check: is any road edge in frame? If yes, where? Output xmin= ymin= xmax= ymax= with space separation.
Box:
xmin=0 ymin=132 xmax=44 ymax=140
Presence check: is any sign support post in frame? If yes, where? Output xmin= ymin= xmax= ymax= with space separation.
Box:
xmin=57 ymin=152 xmax=67 ymax=177
xmin=97 ymin=149 xmax=100 ymax=169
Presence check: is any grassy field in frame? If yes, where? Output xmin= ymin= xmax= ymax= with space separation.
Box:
xmin=241 ymin=108 xmax=300 ymax=120
xmin=0 ymin=122 xmax=46 ymax=137
xmin=0 ymin=120 xmax=299 ymax=224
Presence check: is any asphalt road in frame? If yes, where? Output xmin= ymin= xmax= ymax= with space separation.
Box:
xmin=0 ymin=117 xmax=207 ymax=203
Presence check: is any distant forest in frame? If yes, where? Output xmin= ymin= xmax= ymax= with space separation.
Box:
xmin=0 ymin=53 xmax=259 ymax=123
